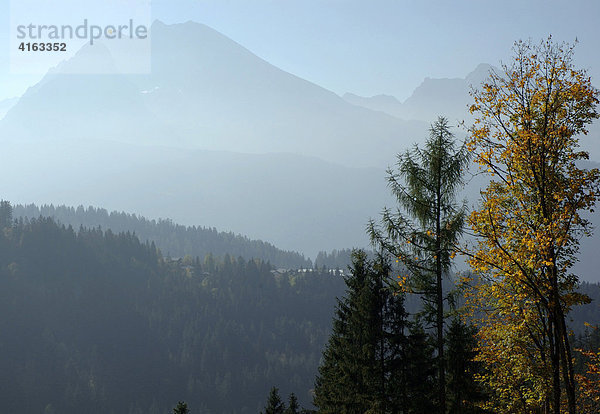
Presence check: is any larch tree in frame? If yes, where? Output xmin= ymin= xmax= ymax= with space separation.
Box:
xmin=465 ymin=37 xmax=599 ymax=414
xmin=369 ymin=116 xmax=470 ymax=412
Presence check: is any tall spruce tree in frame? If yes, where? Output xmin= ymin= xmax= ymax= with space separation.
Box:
xmin=313 ymin=250 xmax=380 ymax=413
xmin=404 ymin=322 xmax=437 ymax=413
xmin=261 ymin=387 xmax=285 ymax=414
xmin=284 ymin=393 xmax=300 ymax=414
xmin=369 ymin=116 xmax=469 ymax=411
xmin=313 ymin=250 xmax=410 ymax=413
xmin=445 ymin=318 xmax=487 ymax=414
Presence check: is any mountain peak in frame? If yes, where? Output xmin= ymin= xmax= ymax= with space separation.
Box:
xmin=465 ymin=63 xmax=494 ymax=86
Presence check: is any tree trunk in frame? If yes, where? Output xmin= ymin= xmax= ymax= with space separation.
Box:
xmin=437 ymin=264 xmax=445 ymax=413
xmin=379 ymin=276 xmax=387 ymax=413
xmin=556 ymin=299 xmax=577 ymax=413
xmin=550 ymin=316 xmax=561 ymax=414
xmin=436 ymin=201 xmax=445 ymax=412
xmin=550 ymin=261 xmax=577 ymax=414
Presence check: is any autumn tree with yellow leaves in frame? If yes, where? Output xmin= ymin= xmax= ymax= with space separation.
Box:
xmin=576 ymin=331 xmax=600 ymax=413
xmin=465 ymin=37 xmax=599 ymax=413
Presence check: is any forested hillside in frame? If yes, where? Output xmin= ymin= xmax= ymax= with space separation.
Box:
xmin=0 ymin=210 xmax=344 ymax=413
xmin=314 ymin=248 xmax=355 ymax=270
xmin=13 ymin=203 xmax=311 ymax=269
xmin=2 ymin=203 xmax=600 ymax=413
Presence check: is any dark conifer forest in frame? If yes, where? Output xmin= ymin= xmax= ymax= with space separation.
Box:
xmin=12 ymin=203 xmax=312 ymax=269
xmin=2 ymin=201 xmax=600 ymax=413
xmin=0 ymin=206 xmax=345 ymax=413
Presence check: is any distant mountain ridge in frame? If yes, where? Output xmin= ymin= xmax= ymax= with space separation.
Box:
xmin=343 ymin=63 xmax=495 ymax=124
xmin=342 ymin=63 xmax=600 ymax=161
xmin=342 ymin=93 xmax=403 ymax=116
xmin=0 ymin=20 xmax=427 ymax=168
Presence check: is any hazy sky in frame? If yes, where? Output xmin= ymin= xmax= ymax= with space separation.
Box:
xmin=1 ymin=0 xmax=599 ymax=101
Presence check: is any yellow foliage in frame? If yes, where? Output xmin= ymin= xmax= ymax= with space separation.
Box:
xmin=465 ymin=37 xmax=599 ymax=413
xmin=576 ymin=348 xmax=600 ymax=412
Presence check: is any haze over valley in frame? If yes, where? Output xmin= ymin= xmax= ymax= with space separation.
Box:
xmin=1 ymin=0 xmax=600 ymax=411
xmin=1 ymin=21 xmax=598 ymax=282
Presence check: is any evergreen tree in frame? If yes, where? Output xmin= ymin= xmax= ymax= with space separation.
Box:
xmin=384 ymin=278 xmax=411 ymax=413
xmin=173 ymin=401 xmax=189 ymax=414
xmin=313 ymin=250 xmax=378 ymax=413
xmin=313 ymin=250 xmax=410 ymax=413
xmin=262 ymin=387 xmax=285 ymax=414
xmin=404 ymin=322 xmax=437 ymax=413
xmin=368 ymin=116 xmax=469 ymax=410
xmin=445 ymin=319 xmax=487 ymax=414
xmin=284 ymin=393 xmax=300 ymax=414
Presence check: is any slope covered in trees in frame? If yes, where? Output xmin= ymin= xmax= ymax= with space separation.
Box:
xmin=0 ymin=210 xmax=344 ymax=413
xmin=13 ymin=203 xmax=311 ymax=268
xmin=1 ymin=209 xmax=600 ymax=413
xmin=314 ymin=248 xmax=355 ymax=270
